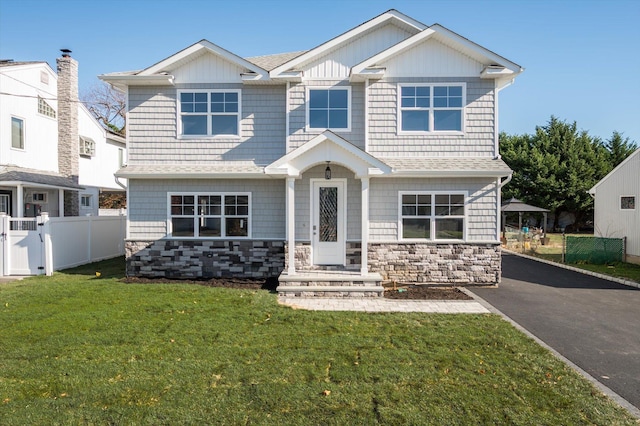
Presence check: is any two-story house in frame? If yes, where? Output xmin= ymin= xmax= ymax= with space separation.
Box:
xmin=101 ymin=10 xmax=522 ymax=295
xmin=0 ymin=51 xmax=126 ymax=218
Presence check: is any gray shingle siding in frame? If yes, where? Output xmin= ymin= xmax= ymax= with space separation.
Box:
xmin=368 ymin=77 xmax=495 ymax=157
xmin=127 ymin=84 xmax=286 ymax=165
xmin=127 ymin=178 xmax=285 ymax=240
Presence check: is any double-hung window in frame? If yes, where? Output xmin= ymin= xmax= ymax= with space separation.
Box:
xmin=400 ymin=192 xmax=466 ymax=240
xmin=398 ymin=84 xmax=465 ymax=133
xmin=179 ymin=90 xmax=240 ymax=137
xmin=169 ymin=193 xmax=250 ymax=238
xmin=11 ymin=117 xmax=24 ymax=149
xmin=307 ymin=87 xmax=350 ymax=131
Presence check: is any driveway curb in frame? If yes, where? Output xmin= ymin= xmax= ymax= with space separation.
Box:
xmin=465 ymin=276 xmax=640 ymax=419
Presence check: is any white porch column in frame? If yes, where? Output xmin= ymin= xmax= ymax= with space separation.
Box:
xmin=16 ymin=184 xmax=24 ymax=217
xmin=58 ymin=189 xmax=65 ymax=217
xmin=286 ymin=177 xmax=296 ymax=274
xmin=361 ymin=177 xmax=369 ymax=275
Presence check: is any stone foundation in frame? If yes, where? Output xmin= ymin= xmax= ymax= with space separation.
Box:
xmin=368 ymin=243 xmax=501 ymax=285
xmin=125 ymin=240 xmax=285 ymax=279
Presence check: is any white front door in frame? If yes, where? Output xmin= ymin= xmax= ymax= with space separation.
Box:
xmin=312 ymin=179 xmax=346 ymax=265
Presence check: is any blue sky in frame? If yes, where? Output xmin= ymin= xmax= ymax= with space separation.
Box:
xmin=1 ymin=0 xmax=639 ymax=144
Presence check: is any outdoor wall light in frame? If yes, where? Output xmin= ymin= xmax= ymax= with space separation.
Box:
xmin=325 ymin=161 xmax=331 ymax=180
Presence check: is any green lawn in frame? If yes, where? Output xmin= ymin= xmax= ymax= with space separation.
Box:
xmin=0 ymin=258 xmax=636 ymax=425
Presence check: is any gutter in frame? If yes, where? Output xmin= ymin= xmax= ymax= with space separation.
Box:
xmin=499 ymin=173 xmax=513 ymax=189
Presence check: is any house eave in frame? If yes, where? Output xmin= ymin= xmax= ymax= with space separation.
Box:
xmin=389 ymin=170 xmax=512 ymax=178
xmin=99 ymin=74 xmax=174 ymax=91
xmin=349 ymin=67 xmax=386 ymax=82
xmin=115 ymin=171 xmax=268 ymax=179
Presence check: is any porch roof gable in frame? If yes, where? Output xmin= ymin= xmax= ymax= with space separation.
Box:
xmin=265 ymin=131 xmax=392 ymax=178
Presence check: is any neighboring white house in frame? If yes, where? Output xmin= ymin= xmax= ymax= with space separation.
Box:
xmin=101 ymin=10 xmax=523 ymax=294
xmin=0 ymin=53 xmax=126 ymax=218
xmin=589 ymin=148 xmax=640 ymax=264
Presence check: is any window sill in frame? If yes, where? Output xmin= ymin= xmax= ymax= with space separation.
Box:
xmin=397 ymin=130 xmax=465 ymax=136
xmin=166 ymin=235 xmax=251 ymax=240
xmin=306 ymin=127 xmax=351 ymax=133
xmin=178 ymin=135 xmax=242 ymax=140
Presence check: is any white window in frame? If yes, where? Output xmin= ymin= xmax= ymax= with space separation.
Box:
xmin=398 ymin=84 xmax=465 ymax=133
xmin=178 ymin=90 xmax=240 ymax=137
xmin=38 ymin=96 xmax=56 ymax=118
xmin=399 ymin=192 xmax=466 ymax=240
xmin=81 ymin=195 xmax=92 ymax=208
xmin=621 ymin=196 xmax=636 ymax=210
xmin=32 ymin=193 xmax=47 ymax=203
xmin=168 ymin=193 xmax=250 ymax=238
xmin=79 ymin=136 xmax=96 ymax=157
xmin=306 ymin=87 xmax=351 ymax=131
xmin=11 ymin=117 xmax=24 ymax=149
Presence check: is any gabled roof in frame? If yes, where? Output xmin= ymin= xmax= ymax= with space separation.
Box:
xmin=266 ymin=131 xmax=391 ymax=178
xmin=351 ymin=24 xmax=522 ymax=82
xmin=100 ymin=40 xmax=271 ymax=89
xmin=246 ymin=51 xmax=307 ymax=72
xmin=269 ymin=9 xmax=427 ymax=78
xmin=589 ymin=148 xmax=640 ymax=194
xmin=501 ymin=197 xmax=549 ymax=213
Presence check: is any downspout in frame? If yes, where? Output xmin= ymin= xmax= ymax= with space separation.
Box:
xmin=115 ymin=176 xmax=127 ymax=190
xmin=364 ymin=78 xmax=369 ymax=152
xmin=499 ymin=173 xmax=512 ymax=189
xmin=285 ymin=81 xmax=290 ymax=153
xmin=494 ymin=78 xmax=515 ymax=160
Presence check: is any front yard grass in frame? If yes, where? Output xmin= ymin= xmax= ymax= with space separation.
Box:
xmin=0 ymin=258 xmax=636 ymax=425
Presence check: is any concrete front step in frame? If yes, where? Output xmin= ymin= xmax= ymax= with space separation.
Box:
xmin=277 ymin=271 xmax=384 ymax=298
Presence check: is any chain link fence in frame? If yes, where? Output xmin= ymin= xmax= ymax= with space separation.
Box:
xmin=564 ymin=235 xmax=625 ymax=264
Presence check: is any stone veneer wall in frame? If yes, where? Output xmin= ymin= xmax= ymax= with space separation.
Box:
xmin=125 ymin=240 xmax=285 ymax=279
xmin=368 ymin=243 xmax=501 ymax=284
xmin=285 ymin=242 xmax=362 ymax=271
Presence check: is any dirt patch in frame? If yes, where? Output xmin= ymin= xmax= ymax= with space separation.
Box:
xmin=122 ymin=277 xmax=472 ymax=300
xmin=383 ymin=285 xmax=472 ymax=300
xmin=122 ymin=276 xmax=279 ymax=291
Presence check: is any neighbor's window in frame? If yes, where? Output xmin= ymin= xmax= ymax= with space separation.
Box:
xmin=38 ymin=96 xmax=56 ymax=118
xmin=307 ymin=87 xmax=350 ymax=131
xmin=169 ymin=193 xmax=250 ymax=238
xmin=79 ymin=136 xmax=96 ymax=157
xmin=400 ymin=192 xmax=465 ymax=240
xmin=398 ymin=84 xmax=465 ymax=133
xmin=11 ymin=117 xmax=24 ymax=149
xmin=81 ymin=195 xmax=92 ymax=208
xmin=621 ymin=196 xmax=636 ymax=210
xmin=179 ymin=91 xmax=240 ymax=137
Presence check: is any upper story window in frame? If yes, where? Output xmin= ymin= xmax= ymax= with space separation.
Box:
xmin=399 ymin=192 xmax=466 ymax=241
xmin=398 ymin=84 xmax=465 ymax=133
xmin=621 ymin=196 xmax=635 ymax=210
xmin=169 ymin=193 xmax=250 ymax=238
xmin=79 ymin=136 xmax=96 ymax=157
xmin=307 ymin=87 xmax=351 ymax=131
xmin=38 ymin=96 xmax=56 ymax=118
xmin=11 ymin=117 xmax=24 ymax=149
xmin=178 ymin=90 xmax=240 ymax=137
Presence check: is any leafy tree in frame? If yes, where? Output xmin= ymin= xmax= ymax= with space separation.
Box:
xmin=500 ymin=116 xmax=611 ymax=230
xmin=81 ymin=82 xmax=126 ymax=135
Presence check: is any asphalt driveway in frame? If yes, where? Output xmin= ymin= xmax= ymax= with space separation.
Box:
xmin=470 ymin=252 xmax=640 ymax=412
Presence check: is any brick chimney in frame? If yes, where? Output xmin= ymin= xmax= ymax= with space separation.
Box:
xmin=56 ymin=49 xmax=79 ymax=216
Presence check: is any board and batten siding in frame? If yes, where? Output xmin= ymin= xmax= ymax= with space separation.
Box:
xmin=593 ymin=150 xmax=640 ymax=258
xmin=127 ymin=178 xmax=285 ymax=240
xmin=300 ymin=23 xmax=415 ymax=79
xmin=127 ymin=84 xmax=286 ymax=165
xmin=294 ymin=165 xmax=361 ymax=241
xmin=288 ymin=81 xmax=365 ymax=151
xmin=368 ymin=177 xmax=499 ymax=242
xmin=368 ymin=77 xmax=495 ymax=157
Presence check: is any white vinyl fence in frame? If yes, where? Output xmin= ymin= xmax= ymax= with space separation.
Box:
xmin=0 ymin=213 xmax=126 ymax=276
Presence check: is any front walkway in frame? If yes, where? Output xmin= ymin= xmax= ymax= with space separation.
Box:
xmin=278 ymin=297 xmax=489 ymax=313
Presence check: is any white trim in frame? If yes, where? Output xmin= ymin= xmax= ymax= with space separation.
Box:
xmin=310 ymin=178 xmax=347 ymax=265
xmin=10 ymin=115 xmax=26 ymax=151
xmin=286 ymin=177 xmax=296 ymax=274
xmin=396 ymin=83 xmax=466 ymax=135
xmin=270 ymin=10 xmax=427 ymax=78
xmin=364 ymin=79 xmax=370 ymax=152
xmin=589 ymin=148 xmax=640 ymax=194
xmin=176 ymin=89 xmax=242 ymax=139
xmin=361 ymin=177 xmax=370 ymax=274
xmin=166 ymin=192 xmax=252 ymax=239
xmin=398 ymin=191 xmax=468 ymax=242
xmin=620 ymin=195 xmax=636 ymax=211
xmin=285 ymin=81 xmax=290 ymax=153
xmin=305 ymin=86 xmax=352 ymax=132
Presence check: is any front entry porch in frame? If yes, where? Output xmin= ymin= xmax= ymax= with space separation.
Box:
xmin=266 ymin=131 xmax=391 ymax=297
